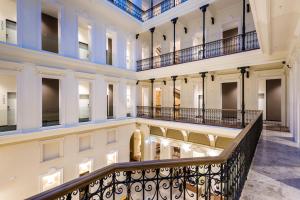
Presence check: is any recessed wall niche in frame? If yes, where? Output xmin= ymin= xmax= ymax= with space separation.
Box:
xmin=42 ymin=78 xmax=60 ymax=127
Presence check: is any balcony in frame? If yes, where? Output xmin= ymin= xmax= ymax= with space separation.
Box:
xmin=137 ymin=31 xmax=259 ymax=71
xmin=28 ymin=110 xmax=263 ymax=200
xmin=107 ymin=0 xmax=188 ymax=22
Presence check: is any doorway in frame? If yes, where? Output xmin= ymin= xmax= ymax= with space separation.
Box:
xmin=266 ymin=79 xmax=281 ymax=121
xmin=7 ymin=92 xmax=16 ymax=125
xmin=107 ymin=84 xmax=114 ymax=119
xmin=222 ymin=82 xmax=238 ymax=118
xmin=129 ymin=132 xmax=144 ymax=162
xmin=223 ymin=28 xmax=238 ymax=54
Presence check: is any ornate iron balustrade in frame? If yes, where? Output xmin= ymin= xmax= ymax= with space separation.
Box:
xmin=137 ymin=106 xmax=260 ymax=128
xmin=27 ymin=111 xmax=263 ymax=200
xmin=107 ymin=0 xmax=188 ymax=22
xmin=143 ymin=0 xmax=188 ymax=21
xmin=107 ymin=0 xmax=144 ymax=21
xmin=137 ymin=31 xmax=259 ymax=71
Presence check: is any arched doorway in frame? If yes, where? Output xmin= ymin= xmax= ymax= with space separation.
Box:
xmin=129 ymin=131 xmax=144 ymax=162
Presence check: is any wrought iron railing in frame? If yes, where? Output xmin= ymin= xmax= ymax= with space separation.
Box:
xmin=137 ymin=106 xmax=260 ymax=128
xmin=107 ymin=0 xmax=188 ymax=22
xmin=107 ymin=0 xmax=144 ymax=21
xmin=143 ymin=0 xmax=188 ymax=21
xmin=27 ymin=111 xmax=263 ymax=200
xmin=137 ymin=31 xmax=259 ymax=71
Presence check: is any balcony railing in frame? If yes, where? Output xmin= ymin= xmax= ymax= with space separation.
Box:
xmin=28 ymin=111 xmax=263 ymax=200
xmin=137 ymin=31 xmax=259 ymax=71
xmin=107 ymin=0 xmax=188 ymax=22
xmin=137 ymin=106 xmax=260 ymax=128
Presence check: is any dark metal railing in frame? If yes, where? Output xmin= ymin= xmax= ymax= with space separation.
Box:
xmin=143 ymin=0 xmax=188 ymax=21
xmin=27 ymin=111 xmax=263 ymax=200
xmin=107 ymin=0 xmax=144 ymax=21
xmin=137 ymin=106 xmax=260 ymax=128
xmin=107 ymin=0 xmax=188 ymax=22
xmin=137 ymin=31 xmax=259 ymax=71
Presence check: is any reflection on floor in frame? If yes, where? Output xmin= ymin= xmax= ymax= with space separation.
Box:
xmin=0 ymin=125 xmax=16 ymax=132
xmin=241 ymin=130 xmax=300 ymax=200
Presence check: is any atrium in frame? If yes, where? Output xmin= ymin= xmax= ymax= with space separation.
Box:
xmin=0 ymin=0 xmax=299 ymax=199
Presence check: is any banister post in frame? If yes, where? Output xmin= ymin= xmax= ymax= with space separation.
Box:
xmin=200 ymin=72 xmax=208 ymax=123
xmin=149 ymin=27 xmax=155 ymax=69
xmin=200 ymin=4 xmax=209 ymax=59
xmin=238 ymin=66 xmax=249 ymax=128
xmin=150 ymin=78 xmax=155 ymax=118
xmin=242 ymin=0 xmax=246 ymax=50
xmin=171 ymin=17 xmax=178 ymax=65
xmin=172 ymin=76 xmax=177 ymax=120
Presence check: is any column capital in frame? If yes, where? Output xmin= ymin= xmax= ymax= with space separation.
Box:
xmin=171 ymin=17 xmax=178 ymax=24
xmin=200 ymin=4 xmax=209 ymax=12
xmin=171 ymin=76 xmax=178 ymax=81
xmin=150 ymin=78 xmax=155 ymax=83
xmin=200 ymin=71 xmax=208 ymax=78
xmin=149 ymin=27 xmax=155 ymax=33
xmin=238 ymin=66 xmax=249 ymax=74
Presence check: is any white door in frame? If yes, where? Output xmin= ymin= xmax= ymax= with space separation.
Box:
xmin=7 ymin=92 xmax=16 ymax=125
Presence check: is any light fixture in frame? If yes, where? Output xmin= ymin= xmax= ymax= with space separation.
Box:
xmin=161 ymin=138 xmax=169 ymax=147
xmin=136 ymin=80 xmax=139 ymax=85
xmin=184 ymin=78 xmax=188 ymax=84
xmin=41 ymin=168 xmax=62 ymax=192
xmin=163 ymin=80 xmax=166 ymax=85
xmin=181 ymin=143 xmax=191 ymax=152
xmin=79 ymin=159 xmax=92 ymax=175
xmin=211 ymin=74 xmax=215 ymax=81
xmin=247 ymin=4 xmax=251 ymax=13
xmin=163 ymin=35 xmax=167 ymax=41
xmin=211 ymin=17 xmax=215 ymax=25
xmin=246 ymin=71 xmax=250 ymax=78
xmin=136 ymin=34 xmax=139 ymax=39
xmin=184 ymin=27 xmax=188 ymax=34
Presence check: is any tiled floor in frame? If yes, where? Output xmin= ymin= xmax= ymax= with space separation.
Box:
xmin=241 ymin=130 xmax=300 ymax=200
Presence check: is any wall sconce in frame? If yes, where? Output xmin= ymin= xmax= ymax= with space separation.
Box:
xmin=136 ymin=80 xmax=139 ymax=85
xmin=184 ymin=78 xmax=188 ymax=83
xmin=181 ymin=143 xmax=191 ymax=152
xmin=161 ymin=138 xmax=169 ymax=147
xmin=247 ymin=4 xmax=251 ymax=13
xmin=211 ymin=17 xmax=215 ymax=25
xmin=246 ymin=71 xmax=250 ymax=78
xmin=184 ymin=27 xmax=188 ymax=34
xmin=211 ymin=75 xmax=215 ymax=81
xmin=41 ymin=168 xmax=62 ymax=192
xmin=163 ymin=80 xmax=166 ymax=85
xmin=163 ymin=35 xmax=167 ymax=41
xmin=79 ymin=159 xmax=92 ymax=175
xmin=136 ymin=34 xmax=139 ymax=39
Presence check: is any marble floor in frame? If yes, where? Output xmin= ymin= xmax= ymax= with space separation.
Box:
xmin=241 ymin=129 xmax=300 ymax=200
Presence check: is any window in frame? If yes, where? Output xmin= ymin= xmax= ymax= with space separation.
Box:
xmin=78 ymin=80 xmax=91 ymax=122
xmin=42 ymin=78 xmax=60 ymax=127
xmin=0 ymin=0 xmax=17 ymax=45
xmin=79 ymin=159 xmax=92 ymax=176
xmin=40 ymin=169 xmax=63 ymax=192
xmin=41 ymin=1 xmax=60 ymax=53
xmin=78 ymin=17 xmax=91 ymax=60
xmin=0 ymin=74 xmax=17 ymax=132
xmin=106 ymin=151 xmax=118 ymax=165
xmin=107 ymin=130 xmax=117 ymax=144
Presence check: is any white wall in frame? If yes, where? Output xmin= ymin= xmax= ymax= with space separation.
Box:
xmin=139 ymin=0 xmax=255 ymax=58
xmin=0 ymin=123 xmax=135 ymax=200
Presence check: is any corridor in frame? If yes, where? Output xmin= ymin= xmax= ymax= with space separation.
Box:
xmin=241 ymin=129 xmax=300 ymax=200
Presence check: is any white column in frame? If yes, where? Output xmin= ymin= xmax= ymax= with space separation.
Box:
xmin=17 ymin=64 xmax=41 ymax=130
xmin=115 ymin=79 xmax=127 ymax=119
xmin=117 ymin=31 xmax=127 ymax=69
xmin=90 ymin=23 xmax=106 ymax=64
xmin=131 ymin=85 xmax=137 ymax=117
xmin=91 ymin=75 xmax=107 ymax=122
xmin=61 ymin=70 xmax=78 ymax=126
xmin=17 ymin=0 xmax=41 ymax=50
xmin=59 ymin=5 xmax=78 ymax=58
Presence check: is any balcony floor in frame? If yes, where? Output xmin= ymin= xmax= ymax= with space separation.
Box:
xmin=241 ymin=129 xmax=300 ymax=200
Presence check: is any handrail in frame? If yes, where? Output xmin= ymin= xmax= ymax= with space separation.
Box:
xmin=107 ymin=0 xmax=189 ymax=22
xmin=137 ymin=31 xmax=259 ymax=71
xmin=27 ymin=110 xmax=263 ymax=200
